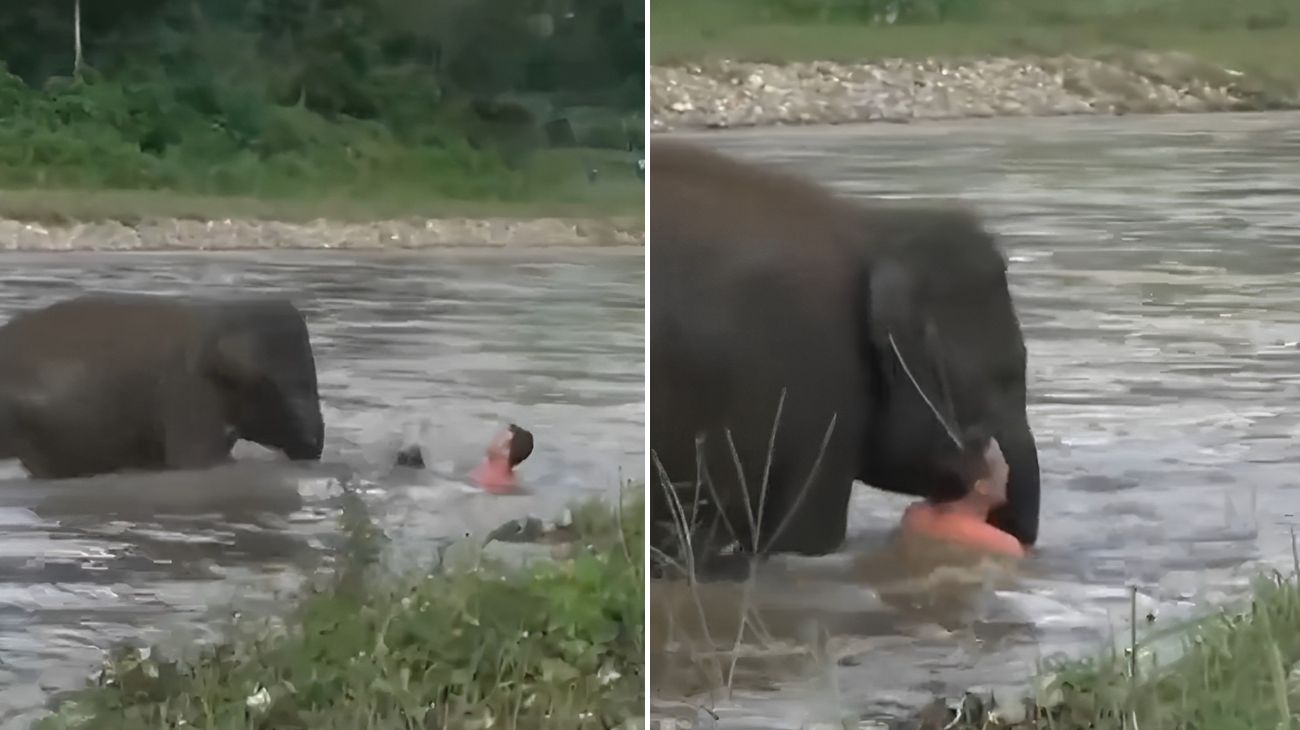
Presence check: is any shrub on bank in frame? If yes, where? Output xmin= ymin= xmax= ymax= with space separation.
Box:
xmin=0 ymin=0 xmax=644 ymax=205
xmin=36 ymin=487 xmax=645 ymax=730
xmin=0 ymin=69 xmax=642 ymax=204
xmin=919 ymin=570 xmax=1300 ymax=729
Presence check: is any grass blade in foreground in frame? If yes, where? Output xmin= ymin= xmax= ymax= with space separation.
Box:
xmin=926 ymin=571 xmax=1300 ymax=729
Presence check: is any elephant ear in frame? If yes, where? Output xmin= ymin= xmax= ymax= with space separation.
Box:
xmin=867 ymin=260 xmax=963 ymax=449
xmin=867 ymin=260 xmax=913 ymax=342
xmin=200 ymin=331 xmax=263 ymax=387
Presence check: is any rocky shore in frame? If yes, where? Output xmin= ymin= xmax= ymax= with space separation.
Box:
xmin=651 ymin=51 xmax=1300 ymax=131
xmin=0 ymin=215 xmax=644 ymax=252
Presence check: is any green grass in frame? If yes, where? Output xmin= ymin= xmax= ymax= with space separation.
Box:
xmin=0 ymin=147 xmax=644 ymax=225
xmin=918 ymin=568 xmax=1300 ymax=729
xmin=0 ymin=157 xmax=642 ymax=226
xmin=650 ymin=0 xmax=1300 ymax=88
xmin=35 ymin=484 xmax=645 ymax=730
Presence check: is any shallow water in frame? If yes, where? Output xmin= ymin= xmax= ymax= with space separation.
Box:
xmin=0 ymin=247 xmax=644 ymax=727
xmin=652 ymin=112 xmax=1300 ymax=727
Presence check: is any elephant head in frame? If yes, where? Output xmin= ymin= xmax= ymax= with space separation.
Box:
xmin=857 ymin=204 xmax=1040 ymax=546
xmin=195 ymin=299 xmax=326 ymax=463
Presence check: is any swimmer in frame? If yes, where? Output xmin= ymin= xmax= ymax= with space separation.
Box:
xmin=899 ymin=435 xmax=1026 ymax=559
xmin=467 ymin=423 xmax=535 ymax=494
xmin=392 ymin=424 xmax=534 ymax=494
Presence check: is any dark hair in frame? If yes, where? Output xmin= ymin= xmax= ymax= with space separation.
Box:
xmin=923 ymin=429 xmax=993 ymax=505
xmin=507 ymin=424 xmax=534 ymax=466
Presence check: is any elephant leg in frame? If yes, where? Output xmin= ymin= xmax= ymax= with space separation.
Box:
xmin=3 ymin=413 xmax=80 ymax=479
xmin=158 ymin=377 xmax=235 ymax=470
xmin=0 ymin=401 xmax=14 ymax=461
xmin=754 ymin=406 xmax=860 ymax=557
xmin=759 ymin=448 xmax=856 ymax=556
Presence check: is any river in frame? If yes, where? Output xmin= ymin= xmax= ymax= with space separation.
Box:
xmin=650 ymin=112 xmax=1300 ymax=728
xmin=0 ymin=247 xmax=645 ymax=728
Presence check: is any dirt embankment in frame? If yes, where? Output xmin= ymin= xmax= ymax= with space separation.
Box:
xmin=0 ymin=216 xmax=644 ymax=252
xmin=652 ymin=50 xmax=1300 ymax=131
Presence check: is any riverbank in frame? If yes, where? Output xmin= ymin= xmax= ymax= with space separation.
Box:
xmin=650 ymin=51 xmax=1300 ymax=131
xmin=35 ymin=486 xmax=646 ymax=730
xmin=0 ymin=214 xmax=644 ymax=251
xmin=0 ymin=178 xmax=643 ymax=250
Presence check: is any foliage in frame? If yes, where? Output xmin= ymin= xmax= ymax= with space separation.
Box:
xmin=0 ymin=0 xmax=643 ymax=202
xmin=36 ymin=486 xmax=645 ymax=730
xmin=656 ymin=0 xmax=1299 ymax=28
xmin=911 ymin=570 xmax=1300 ymax=729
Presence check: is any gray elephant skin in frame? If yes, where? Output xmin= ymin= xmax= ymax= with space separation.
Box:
xmin=0 ymin=293 xmax=326 ymax=479
xmin=649 ymin=141 xmax=1040 ymax=569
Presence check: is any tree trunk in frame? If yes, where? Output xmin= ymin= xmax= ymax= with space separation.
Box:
xmin=73 ymin=0 xmax=84 ymax=79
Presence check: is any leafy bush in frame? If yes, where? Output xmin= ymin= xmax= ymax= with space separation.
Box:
xmin=0 ymin=0 xmax=643 ymax=202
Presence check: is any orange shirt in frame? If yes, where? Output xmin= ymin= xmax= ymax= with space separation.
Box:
xmin=469 ymin=459 xmax=519 ymax=495
xmin=900 ymin=502 xmax=1026 ymax=559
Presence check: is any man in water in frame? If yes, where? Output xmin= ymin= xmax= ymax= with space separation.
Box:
xmin=899 ymin=435 xmax=1026 ymax=559
xmin=468 ymin=423 xmax=534 ymax=494
xmin=395 ymin=423 xmax=535 ymax=495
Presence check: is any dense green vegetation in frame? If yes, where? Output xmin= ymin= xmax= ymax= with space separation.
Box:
xmin=652 ymin=0 xmax=1300 ymax=87
xmin=0 ymin=1 xmax=643 ymax=211
xmin=37 ymin=486 xmax=645 ymax=730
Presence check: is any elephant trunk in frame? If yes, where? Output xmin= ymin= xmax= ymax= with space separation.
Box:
xmin=285 ymin=397 xmax=325 ymax=462
xmin=988 ymin=418 xmax=1040 ymax=547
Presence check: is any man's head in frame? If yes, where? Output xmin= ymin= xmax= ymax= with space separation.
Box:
xmin=957 ymin=434 xmax=1009 ymax=507
xmin=486 ymin=424 xmax=535 ymax=468
xmin=506 ymin=424 xmax=534 ymax=467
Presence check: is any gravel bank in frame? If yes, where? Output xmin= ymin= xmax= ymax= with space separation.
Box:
xmin=0 ymin=216 xmax=644 ymax=252
xmin=651 ymin=51 xmax=1300 ymax=131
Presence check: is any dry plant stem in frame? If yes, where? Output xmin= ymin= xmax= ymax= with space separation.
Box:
xmin=685 ymin=436 xmax=745 ymax=560
xmin=754 ymin=390 xmax=786 ymax=552
xmin=1291 ymin=525 xmax=1298 ymax=578
xmin=720 ymin=391 xmax=787 ymax=692
xmin=615 ymin=485 xmax=636 ymax=577
xmin=942 ymin=695 xmax=966 ymax=730
xmin=757 ymin=413 xmax=838 ymax=557
xmin=614 ymin=486 xmax=642 ymax=658
xmin=725 ymin=387 xmax=788 ymax=556
xmin=651 ymin=403 xmax=837 ymax=707
xmin=1130 ymin=584 xmax=1139 ymax=687
xmin=691 ymin=435 xmax=707 ymax=540
xmin=653 ymin=453 xmax=726 ymax=689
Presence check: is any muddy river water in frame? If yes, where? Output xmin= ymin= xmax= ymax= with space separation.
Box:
xmin=0 ymin=247 xmax=644 ymax=727
xmin=652 ymin=112 xmax=1300 ymax=728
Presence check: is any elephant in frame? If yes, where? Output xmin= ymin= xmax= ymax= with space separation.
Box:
xmin=0 ymin=293 xmax=325 ymax=479
xmin=649 ymin=140 xmax=1039 ymax=572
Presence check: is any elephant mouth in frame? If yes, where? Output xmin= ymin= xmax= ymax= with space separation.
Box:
xmin=284 ymin=432 xmax=324 ymax=462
